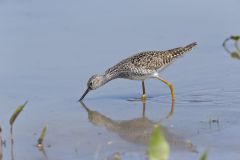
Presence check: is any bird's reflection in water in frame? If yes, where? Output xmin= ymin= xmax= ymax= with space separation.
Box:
xmin=127 ymin=97 xmax=174 ymax=119
xmin=80 ymin=101 xmax=197 ymax=152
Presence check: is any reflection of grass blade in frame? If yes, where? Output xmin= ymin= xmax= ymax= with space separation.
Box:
xmin=9 ymin=101 xmax=28 ymax=134
xmin=199 ymin=150 xmax=208 ymax=160
xmin=37 ymin=125 xmax=48 ymax=149
xmin=148 ymin=126 xmax=170 ymax=160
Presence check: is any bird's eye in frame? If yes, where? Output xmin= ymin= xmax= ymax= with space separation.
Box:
xmin=89 ymin=82 xmax=93 ymax=86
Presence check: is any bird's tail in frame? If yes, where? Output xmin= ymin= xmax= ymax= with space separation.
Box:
xmin=165 ymin=42 xmax=197 ymax=59
xmin=183 ymin=42 xmax=197 ymax=52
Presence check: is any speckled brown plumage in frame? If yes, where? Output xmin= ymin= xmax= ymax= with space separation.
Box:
xmin=105 ymin=42 xmax=197 ymax=80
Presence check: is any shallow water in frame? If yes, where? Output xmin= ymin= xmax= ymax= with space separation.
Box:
xmin=0 ymin=0 xmax=240 ymax=159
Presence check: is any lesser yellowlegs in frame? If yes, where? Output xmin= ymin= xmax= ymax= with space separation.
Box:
xmin=79 ymin=42 xmax=197 ymax=102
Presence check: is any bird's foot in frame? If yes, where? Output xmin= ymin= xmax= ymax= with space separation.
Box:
xmin=141 ymin=94 xmax=147 ymax=102
xmin=127 ymin=94 xmax=147 ymax=102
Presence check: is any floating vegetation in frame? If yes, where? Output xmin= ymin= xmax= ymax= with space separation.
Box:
xmin=223 ymin=35 xmax=240 ymax=60
xmin=37 ymin=125 xmax=48 ymax=150
xmin=113 ymin=152 xmax=121 ymax=160
xmin=147 ymin=125 xmax=170 ymax=160
xmin=209 ymin=118 xmax=219 ymax=124
xmin=9 ymin=101 xmax=28 ymax=135
xmin=186 ymin=140 xmax=198 ymax=153
xmin=199 ymin=150 xmax=208 ymax=160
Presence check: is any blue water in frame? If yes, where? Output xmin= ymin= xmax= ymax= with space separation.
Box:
xmin=0 ymin=0 xmax=240 ymax=159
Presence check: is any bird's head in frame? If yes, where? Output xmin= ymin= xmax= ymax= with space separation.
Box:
xmin=87 ymin=74 xmax=105 ymax=90
xmin=79 ymin=74 xmax=105 ymax=101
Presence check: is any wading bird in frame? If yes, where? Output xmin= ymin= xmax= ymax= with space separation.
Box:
xmin=79 ymin=42 xmax=197 ymax=102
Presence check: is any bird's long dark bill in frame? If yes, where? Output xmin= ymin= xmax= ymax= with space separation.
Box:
xmin=79 ymin=88 xmax=90 ymax=101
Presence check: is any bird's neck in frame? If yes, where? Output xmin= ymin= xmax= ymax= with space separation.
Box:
xmin=102 ymin=73 xmax=116 ymax=84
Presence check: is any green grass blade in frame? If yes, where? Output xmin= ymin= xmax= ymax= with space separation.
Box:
xmin=9 ymin=101 xmax=28 ymax=126
xmin=148 ymin=125 xmax=170 ymax=160
xmin=199 ymin=150 xmax=208 ymax=160
xmin=37 ymin=125 xmax=48 ymax=148
xmin=230 ymin=35 xmax=240 ymax=41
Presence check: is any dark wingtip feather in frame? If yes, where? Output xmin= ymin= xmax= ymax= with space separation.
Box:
xmin=185 ymin=42 xmax=197 ymax=50
xmin=166 ymin=42 xmax=198 ymax=59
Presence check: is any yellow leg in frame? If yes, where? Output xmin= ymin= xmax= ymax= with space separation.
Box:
xmin=155 ymin=76 xmax=175 ymax=118
xmin=155 ymin=76 xmax=175 ymax=102
xmin=141 ymin=80 xmax=147 ymax=101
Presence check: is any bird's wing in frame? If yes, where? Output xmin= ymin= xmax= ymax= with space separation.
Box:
xmin=129 ymin=51 xmax=165 ymax=70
